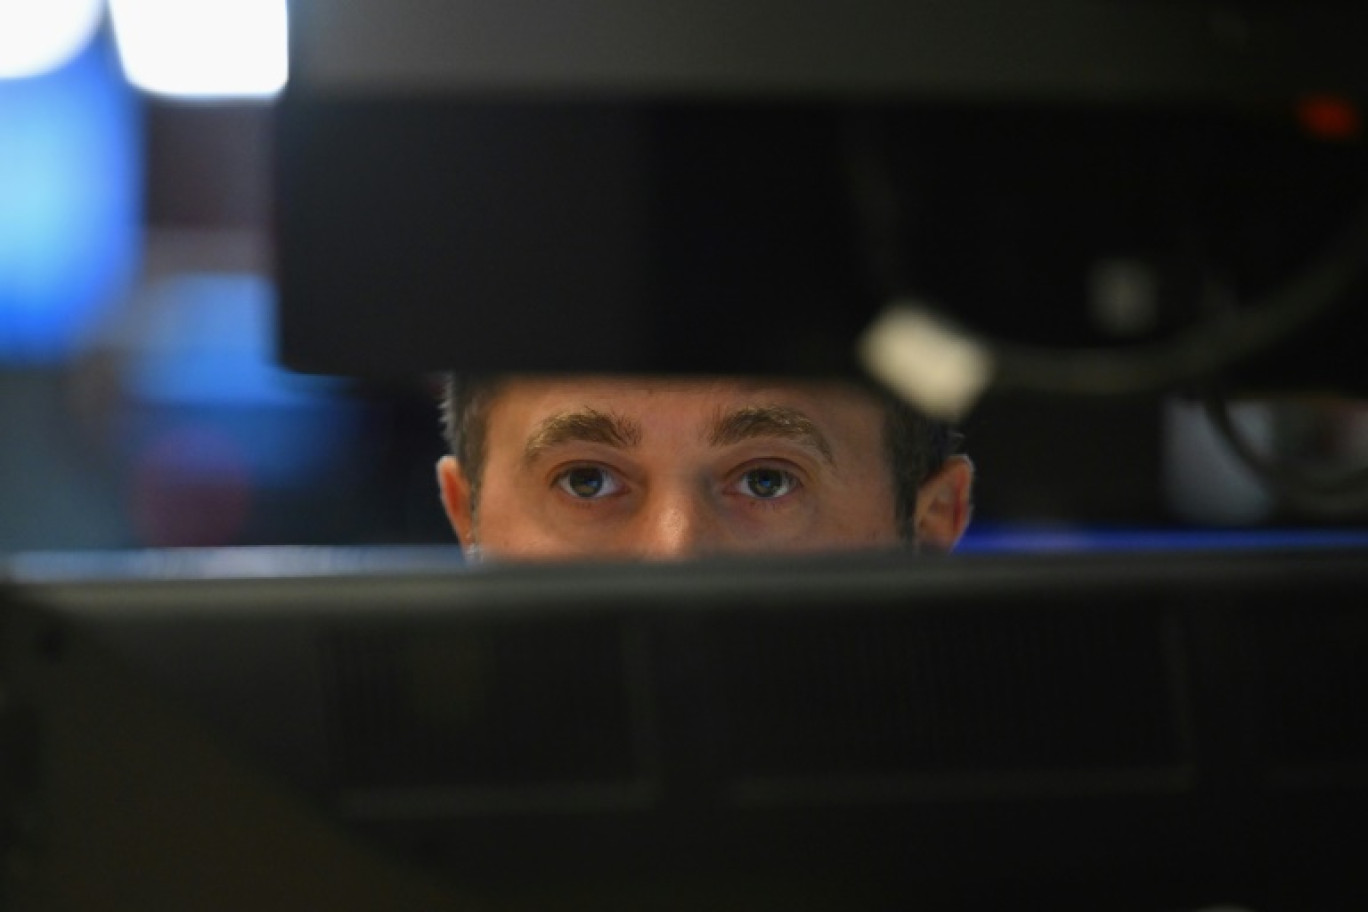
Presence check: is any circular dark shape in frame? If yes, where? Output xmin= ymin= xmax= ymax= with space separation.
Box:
xmin=745 ymin=469 xmax=788 ymax=498
xmin=566 ymin=467 xmax=605 ymax=498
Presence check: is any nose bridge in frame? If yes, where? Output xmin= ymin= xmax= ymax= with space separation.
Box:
xmin=634 ymin=481 xmax=715 ymax=559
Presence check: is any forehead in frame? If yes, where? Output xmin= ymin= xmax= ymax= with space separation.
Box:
xmin=482 ymin=376 xmax=885 ymax=448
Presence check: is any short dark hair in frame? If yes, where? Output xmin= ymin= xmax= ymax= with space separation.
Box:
xmin=440 ymin=375 xmax=958 ymax=542
xmin=879 ymin=390 xmax=959 ymax=540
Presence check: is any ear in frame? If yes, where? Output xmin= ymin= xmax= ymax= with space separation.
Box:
xmin=436 ymin=456 xmax=477 ymax=552
xmin=913 ymin=455 xmax=974 ymax=552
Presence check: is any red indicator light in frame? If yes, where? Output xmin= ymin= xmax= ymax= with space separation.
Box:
xmin=1296 ymin=95 xmax=1362 ymax=141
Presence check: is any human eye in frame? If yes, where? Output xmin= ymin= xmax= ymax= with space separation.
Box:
xmin=554 ymin=465 xmax=623 ymax=500
xmin=730 ymin=466 xmax=800 ymax=500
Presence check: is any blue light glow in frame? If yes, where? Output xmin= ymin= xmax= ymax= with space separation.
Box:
xmin=119 ymin=272 xmax=360 ymax=488
xmin=123 ymin=273 xmax=349 ymax=408
xmin=0 ymin=37 xmax=141 ymax=363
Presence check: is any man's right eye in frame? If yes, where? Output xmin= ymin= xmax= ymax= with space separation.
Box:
xmin=555 ymin=466 xmax=622 ymax=499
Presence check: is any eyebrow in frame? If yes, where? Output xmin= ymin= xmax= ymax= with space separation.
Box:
xmin=522 ymin=409 xmax=643 ymax=463
xmin=707 ymin=405 xmax=835 ymax=465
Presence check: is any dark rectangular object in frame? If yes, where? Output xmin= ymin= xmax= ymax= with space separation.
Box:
xmin=3 ymin=548 xmax=1367 ymax=909
xmin=276 ymin=1 xmax=1368 ymax=390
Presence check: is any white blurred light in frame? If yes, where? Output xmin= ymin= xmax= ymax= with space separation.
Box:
xmin=0 ymin=0 xmax=104 ymax=79
xmin=109 ymin=0 xmax=287 ymax=99
xmin=859 ymin=303 xmax=994 ymax=421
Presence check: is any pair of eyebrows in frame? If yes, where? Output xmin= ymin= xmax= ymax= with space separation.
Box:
xmin=522 ymin=405 xmax=836 ymax=465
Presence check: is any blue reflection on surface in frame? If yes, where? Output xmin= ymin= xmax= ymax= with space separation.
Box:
xmin=960 ymin=524 xmax=1368 ymax=554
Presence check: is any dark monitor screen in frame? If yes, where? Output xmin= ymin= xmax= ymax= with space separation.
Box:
xmin=276 ymin=1 xmax=1368 ymax=395
xmin=3 ymin=548 xmax=1366 ymax=909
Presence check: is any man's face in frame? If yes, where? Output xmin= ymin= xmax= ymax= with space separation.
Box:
xmin=438 ymin=377 xmax=971 ymax=561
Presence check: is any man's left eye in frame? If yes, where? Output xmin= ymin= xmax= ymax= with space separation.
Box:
xmin=556 ymin=466 xmax=622 ymax=499
xmin=735 ymin=468 xmax=798 ymax=499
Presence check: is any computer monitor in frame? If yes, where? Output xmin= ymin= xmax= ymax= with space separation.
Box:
xmin=276 ymin=0 xmax=1368 ymax=395
xmin=3 ymin=546 xmax=1365 ymax=909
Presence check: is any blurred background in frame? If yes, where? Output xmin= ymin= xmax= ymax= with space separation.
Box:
xmin=2 ymin=1 xmax=1367 ymax=554
xmin=0 ymin=1 xmax=451 ymax=551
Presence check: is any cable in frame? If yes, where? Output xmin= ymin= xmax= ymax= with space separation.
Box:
xmin=989 ymin=200 xmax=1368 ymax=396
xmin=1201 ymin=389 xmax=1368 ymax=517
xmin=845 ymin=110 xmax=1368 ymax=404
